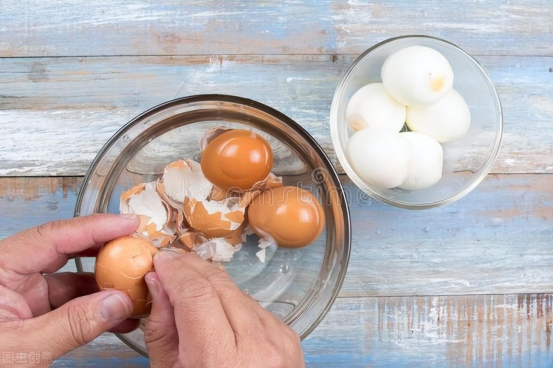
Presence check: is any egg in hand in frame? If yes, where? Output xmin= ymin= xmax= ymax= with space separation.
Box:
xmin=95 ymin=235 xmax=158 ymax=318
xmin=346 ymin=83 xmax=406 ymax=132
xmin=381 ymin=46 xmax=454 ymax=106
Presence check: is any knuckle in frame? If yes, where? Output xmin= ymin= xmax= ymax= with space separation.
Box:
xmin=66 ymin=304 xmax=94 ymax=346
xmin=177 ymin=277 xmax=217 ymax=302
xmin=201 ymin=266 xmax=230 ymax=284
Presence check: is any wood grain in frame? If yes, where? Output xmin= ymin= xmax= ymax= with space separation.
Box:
xmin=1 ymin=0 xmax=552 ymax=57
xmin=1 ymin=55 xmax=551 ymax=176
xmin=1 ymin=175 xmax=551 ymax=297
xmin=53 ymin=294 xmax=553 ymax=368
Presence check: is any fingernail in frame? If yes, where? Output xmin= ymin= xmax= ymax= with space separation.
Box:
xmin=155 ymin=249 xmax=178 ymax=260
xmin=119 ymin=214 xmax=139 ymax=221
xmin=145 ymin=274 xmax=159 ymax=300
xmin=101 ymin=293 xmax=132 ymax=322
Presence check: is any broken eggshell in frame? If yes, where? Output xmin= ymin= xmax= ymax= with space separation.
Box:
xmin=182 ymin=196 xmax=246 ymax=239
xmin=158 ymin=159 xmax=213 ymax=207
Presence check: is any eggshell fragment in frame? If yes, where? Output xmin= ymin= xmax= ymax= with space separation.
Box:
xmin=195 ymin=238 xmax=242 ymax=262
xmin=182 ymin=197 xmax=245 ymax=238
xmin=120 ymin=182 xmax=174 ymax=246
xmin=95 ymin=235 xmax=158 ymax=318
xmin=406 ymin=89 xmax=471 ymax=143
xmin=346 ymin=83 xmax=406 ymax=132
xmin=398 ymin=132 xmax=444 ymax=191
xmin=347 ymin=127 xmax=413 ymax=189
xmin=159 ymin=159 xmax=213 ymax=206
xmin=382 ymin=46 xmax=454 ymax=106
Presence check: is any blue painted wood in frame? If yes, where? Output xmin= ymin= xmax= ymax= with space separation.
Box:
xmin=0 ymin=55 xmax=551 ymax=176
xmin=1 ymin=0 xmax=551 ymax=57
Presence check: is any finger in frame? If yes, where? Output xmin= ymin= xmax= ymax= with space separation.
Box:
xmin=44 ymin=272 xmax=99 ymax=309
xmin=144 ymin=272 xmax=179 ymax=367
xmin=183 ymin=254 xmax=265 ymax=337
xmin=26 ymin=290 xmax=133 ymax=359
xmin=153 ymin=251 xmax=236 ymax=364
xmin=0 ymin=285 xmax=33 ymax=321
xmin=0 ymin=214 xmax=140 ymax=276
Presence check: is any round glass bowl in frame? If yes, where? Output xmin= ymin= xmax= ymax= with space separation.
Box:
xmin=331 ymin=35 xmax=503 ymax=209
xmin=75 ymin=95 xmax=351 ymax=356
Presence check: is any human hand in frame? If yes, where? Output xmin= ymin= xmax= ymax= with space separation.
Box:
xmin=143 ymin=251 xmax=305 ymax=368
xmin=0 ymin=214 xmax=141 ymax=367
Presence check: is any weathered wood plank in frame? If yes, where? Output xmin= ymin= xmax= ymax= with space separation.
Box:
xmin=1 ymin=55 xmax=551 ymax=176
xmin=1 ymin=174 xmax=551 ymax=297
xmin=53 ymin=294 xmax=553 ymax=368
xmin=1 ymin=0 xmax=552 ymax=57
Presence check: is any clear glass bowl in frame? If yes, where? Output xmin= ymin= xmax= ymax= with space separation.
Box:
xmin=75 ymin=95 xmax=351 ymax=357
xmin=331 ymin=35 xmax=503 ymax=209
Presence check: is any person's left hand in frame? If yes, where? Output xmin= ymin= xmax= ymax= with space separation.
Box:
xmin=0 ymin=214 xmax=141 ymax=367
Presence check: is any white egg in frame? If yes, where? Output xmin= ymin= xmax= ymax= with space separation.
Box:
xmin=398 ymin=132 xmax=443 ymax=191
xmin=381 ymin=46 xmax=454 ymax=106
xmin=406 ymin=89 xmax=471 ymax=143
xmin=347 ymin=128 xmax=412 ymax=189
xmin=346 ymin=83 xmax=406 ymax=132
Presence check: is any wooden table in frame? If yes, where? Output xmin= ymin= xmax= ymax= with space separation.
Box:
xmin=1 ymin=1 xmax=552 ymax=367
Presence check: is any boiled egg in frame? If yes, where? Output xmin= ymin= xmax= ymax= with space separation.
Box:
xmin=381 ymin=46 xmax=454 ymax=106
xmin=346 ymin=83 xmax=406 ymax=132
xmin=406 ymin=89 xmax=471 ymax=143
xmin=95 ymin=235 xmax=158 ymax=318
xmin=247 ymin=186 xmax=325 ymax=248
xmin=398 ymin=132 xmax=443 ymax=191
xmin=201 ymin=129 xmax=273 ymax=192
xmin=347 ymin=127 xmax=412 ymax=189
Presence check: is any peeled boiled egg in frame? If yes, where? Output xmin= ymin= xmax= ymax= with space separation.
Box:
xmin=381 ymin=46 xmax=454 ymax=106
xmin=345 ymin=83 xmax=406 ymax=132
xmin=347 ymin=127 xmax=412 ymax=189
xmin=201 ymin=129 xmax=274 ymax=192
xmin=398 ymin=132 xmax=443 ymax=191
xmin=95 ymin=235 xmax=158 ymax=318
xmin=406 ymin=89 xmax=471 ymax=143
xmin=247 ymin=186 xmax=325 ymax=248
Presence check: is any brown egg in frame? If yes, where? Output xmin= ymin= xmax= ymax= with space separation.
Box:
xmin=201 ymin=129 xmax=273 ymax=192
xmin=247 ymin=186 xmax=325 ymax=248
xmin=95 ymin=235 xmax=158 ymax=318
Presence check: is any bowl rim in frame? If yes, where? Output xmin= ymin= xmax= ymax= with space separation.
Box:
xmin=75 ymin=94 xmax=352 ymax=356
xmin=330 ymin=35 xmax=503 ymax=209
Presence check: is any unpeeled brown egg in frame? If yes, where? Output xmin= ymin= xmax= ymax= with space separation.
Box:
xmin=247 ymin=186 xmax=325 ymax=248
xmin=95 ymin=235 xmax=158 ymax=318
xmin=201 ymin=129 xmax=273 ymax=192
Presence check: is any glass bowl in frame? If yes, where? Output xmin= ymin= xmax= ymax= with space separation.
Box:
xmin=330 ymin=35 xmax=503 ymax=209
xmin=75 ymin=95 xmax=351 ymax=356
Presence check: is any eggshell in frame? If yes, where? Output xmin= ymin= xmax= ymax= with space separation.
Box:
xmin=247 ymin=186 xmax=325 ymax=248
xmin=406 ymin=89 xmax=471 ymax=143
xmin=182 ymin=197 xmax=245 ymax=238
xmin=398 ymin=132 xmax=443 ymax=191
xmin=201 ymin=129 xmax=274 ymax=192
xmin=159 ymin=159 xmax=213 ymax=206
xmin=195 ymin=238 xmax=242 ymax=262
xmin=347 ymin=128 xmax=412 ymax=189
xmin=346 ymin=83 xmax=406 ymax=132
xmin=95 ymin=235 xmax=158 ymax=318
xmin=381 ymin=46 xmax=454 ymax=106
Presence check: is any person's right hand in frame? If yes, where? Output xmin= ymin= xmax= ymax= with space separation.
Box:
xmin=143 ymin=251 xmax=305 ymax=368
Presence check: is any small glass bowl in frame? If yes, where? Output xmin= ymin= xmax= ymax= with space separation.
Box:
xmin=75 ymin=95 xmax=351 ymax=356
xmin=331 ymin=35 xmax=503 ymax=209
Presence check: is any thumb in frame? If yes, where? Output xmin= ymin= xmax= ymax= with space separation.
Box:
xmin=28 ymin=290 xmax=133 ymax=358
